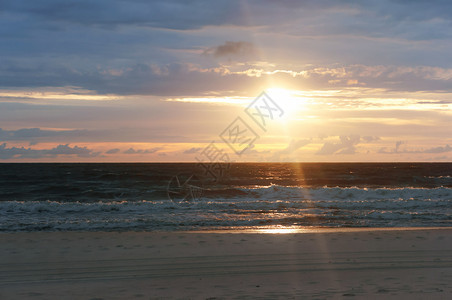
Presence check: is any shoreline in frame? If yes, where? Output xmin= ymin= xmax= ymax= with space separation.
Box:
xmin=1 ymin=226 xmax=451 ymax=236
xmin=2 ymin=228 xmax=452 ymax=298
xmin=184 ymin=226 xmax=452 ymax=234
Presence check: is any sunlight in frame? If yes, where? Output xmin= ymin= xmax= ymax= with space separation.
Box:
xmin=266 ymin=87 xmax=306 ymax=121
xmin=258 ymin=227 xmax=303 ymax=234
xmin=166 ymin=96 xmax=250 ymax=105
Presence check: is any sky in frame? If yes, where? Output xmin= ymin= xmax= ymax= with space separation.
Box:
xmin=0 ymin=0 xmax=451 ymax=162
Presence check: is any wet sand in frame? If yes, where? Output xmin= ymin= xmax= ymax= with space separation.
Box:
xmin=1 ymin=228 xmax=451 ymax=299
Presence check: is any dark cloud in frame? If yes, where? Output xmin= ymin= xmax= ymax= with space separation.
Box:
xmin=0 ymin=0 xmax=246 ymax=30
xmin=0 ymin=62 xmax=259 ymax=96
xmin=204 ymin=41 xmax=258 ymax=59
xmin=3 ymin=0 xmax=451 ymax=34
xmin=261 ymin=0 xmax=452 ymax=41
xmin=0 ymin=143 xmax=100 ymax=159
xmin=3 ymin=62 xmax=452 ymax=96
xmin=364 ymin=0 xmax=452 ymax=23
xmin=1 ymin=0 xmax=452 ymax=95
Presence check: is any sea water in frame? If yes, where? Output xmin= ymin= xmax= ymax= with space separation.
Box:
xmin=0 ymin=163 xmax=451 ymax=231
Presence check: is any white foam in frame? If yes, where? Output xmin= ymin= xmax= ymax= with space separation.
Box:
xmin=1 ymin=186 xmax=451 ymax=231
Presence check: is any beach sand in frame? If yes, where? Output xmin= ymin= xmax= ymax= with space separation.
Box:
xmin=1 ymin=228 xmax=451 ymax=299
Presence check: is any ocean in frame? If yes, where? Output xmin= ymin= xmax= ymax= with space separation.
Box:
xmin=0 ymin=163 xmax=451 ymax=232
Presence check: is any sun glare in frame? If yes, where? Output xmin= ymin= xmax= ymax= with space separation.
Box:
xmin=266 ymin=88 xmax=305 ymax=120
xmin=258 ymin=227 xmax=304 ymax=234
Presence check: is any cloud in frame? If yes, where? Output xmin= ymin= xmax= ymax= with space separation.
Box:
xmin=183 ymin=147 xmax=202 ymax=154
xmin=0 ymin=125 xmax=190 ymax=144
xmin=203 ymin=41 xmax=258 ymax=59
xmin=2 ymin=0 xmax=452 ymax=97
xmin=268 ymin=139 xmax=310 ymax=161
xmin=3 ymin=0 xmax=451 ymax=36
xmin=395 ymin=141 xmax=404 ymax=153
xmin=362 ymin=136 xmax=381 ymax=143
xmin=242 ymin=144 xmax=271 ymax=156
xmin=3 ymin=62 xmax=452 ymax=97
xmin=277 ymin=139 xmax=310 ymax=155
xmin=0 ymin=143 xmax=100 ymax=159
xmin=0 ymin=62 xmax=259 ymax=96
xmin=123 ymin=147 xmax=162 ymax=154
xmin=424 ymin=144 xmax=452 ymax=153
xmin=379 ymin=142 xmax=452 ymax=154
xmin=378 ymin=140 xmax=404 ymax=154
xmin=428 ymin=155 xmax=450 ymax=161
xmin=237 ymin=64 xmax=452 ymax=92
xmin=144 ymin=148 xmax=162 ymax=154
xmin=0 ymin=0 xmax=247 ymax=30
xmin=0 ymin=127 xmax=88 ymax=143
xmin=105 ymin=148 xmax=120 ymax=154
xmin=124 ymin=148 xmax=139 ymax=154
xmin=316 ymin=135 xmax=361 ymax=155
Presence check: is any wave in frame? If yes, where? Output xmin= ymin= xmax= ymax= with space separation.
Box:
xmin=2 ymin=185 xmax=451 ymax=209
xmin=1 ymin=185 xmax=451 ymax=232
xmin=207 ymin=184 xmax=452 ymax=200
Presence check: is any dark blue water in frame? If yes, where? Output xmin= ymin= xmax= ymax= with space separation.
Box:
xmin=0 ymin=163 xmax=451 ymax=231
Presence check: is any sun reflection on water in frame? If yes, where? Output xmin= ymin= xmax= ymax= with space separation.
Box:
xmin=257 ymin=226 xmax=308 ymax=234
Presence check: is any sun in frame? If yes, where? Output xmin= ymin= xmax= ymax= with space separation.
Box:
xmin=266 ymin=87 xmax=305 ymax=120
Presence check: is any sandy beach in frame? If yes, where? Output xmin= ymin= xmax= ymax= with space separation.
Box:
xmin=1 ymin=228 xmax=451 ymax=299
